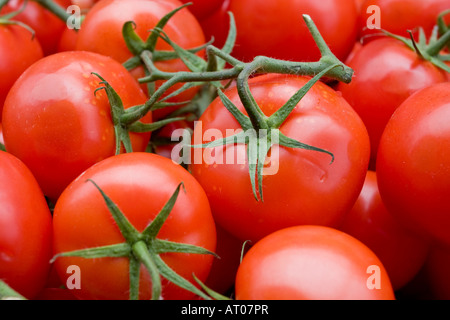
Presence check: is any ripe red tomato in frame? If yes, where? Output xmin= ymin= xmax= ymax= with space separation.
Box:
xmin=0 ymin=151 xmax=53 ymax=299
xmin=52 ymin=152 xmax=216 ymax=300
xmin=235 ymin=225 xmax=396 ymax=300
xmin=189 ymin=74 xmax=370 ymax=243
xmin=359 ymin=0 xmax=450 ymax=41
xmin=2 ymin=51 xmax=151 ymax=202
xmin=198 ymin=0 xmax=231 ymax=50
xmin=228 ymin=0 xmax=359 ymax=63
xmin=75 ymin=0 xmax=206 ymax=120
xmin=337 ymin=37 xmax=447 ymax=169
xmin=339 ymin=170 xmax=429 ymax=291
xmin=0 ymin=23 xmax=43 ymax=119
xmin=376 ymin=82 xmax=450 ymax=247
xmin=1 ymin=0 xmax=72 ymax=56
xmin=179 ymin=0 xmax=223 ymax=20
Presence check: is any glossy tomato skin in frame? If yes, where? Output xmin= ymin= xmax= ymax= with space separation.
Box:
xmin=1 ymin=0 xmax=72 ymax=56
xmin=76 ymin=0 xmax=206 ymax=120
xmin=52 ymin=152 xmax=216 ymax=300
xmin=339 ymin=170 xmax=429 ymax=291
xmin=359 ymin=0 xmax=450 ymax=42
xmin=337 ymin=37 xmax=447 ymax=169
xmin=376 ymin=82 xmax=450 ymax=247
xmin=2 ymin=51 xmax=150 ymax=202
xmin=0 ymin=151 xmax=53 ymax=299
xmin=235 ymin=225 xmax=396 ymax=300
xmin=0 ymin=23 xmax=43 ymax=119
xmin=228 ymin=0 xmax=358 ymax=63
xmin=190 ymin=74 xmax=370 ymax=243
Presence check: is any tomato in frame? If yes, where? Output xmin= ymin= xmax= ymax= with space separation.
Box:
xmin=1 ymin=0 xmax=72 ymax=56
xmin=189 ymin=74 xmax=370 ymax=243
xmin=0 ymin=151 xmax=53 ymax=299
xmin=0 ymin=22 xmax=43 ymax=120
xmin=198 ymin=0 xmax=231 ymax=50
xmin=376 ymin=82 xmax=450 ymax=247
xmin=179 ymin=0 xmax=223 ymax=20
xmin=228 ymin=0 xmax=358 ymax=63
xmin=235 ymin=225 xmax=395 ymax=300
xmin=338 ymin=170 xmax=429 ymax=291
xmin=336 ymin=37 xmax=447 ymax=169
xmin=2 ymin=51 xmax=151 ymax=202
xmin=52 ymin=152 xmax=216 ymax=300
xmin=75 ymin=0 xmax=206 ymax=120
xmin=57 ymin=27 xmax=79 ymax=52
xmin=359 ymin=0 xmax=450 ymax=41
xmin=203 ymin=225 xmax=244 ymax=296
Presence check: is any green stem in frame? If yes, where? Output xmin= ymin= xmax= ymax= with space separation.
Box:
xmin=132 ymin=241 xmax=162 ymax=300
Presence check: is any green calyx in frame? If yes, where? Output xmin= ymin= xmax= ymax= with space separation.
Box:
xmin=0 ymin=280 xmax=27 ymax=300
xmin=93 ymin=73 xmax=185 ymax=155
xmin=50 ymin=180 xmax=218 ymax=300
xmin=381 ymin=19 xmax=450 ymax=73
xmin=0 ymin=0 xmax=35 ymax=37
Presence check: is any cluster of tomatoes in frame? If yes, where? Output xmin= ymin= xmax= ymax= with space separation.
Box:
xmin=1 ymin=0 xmax=450 ymax=301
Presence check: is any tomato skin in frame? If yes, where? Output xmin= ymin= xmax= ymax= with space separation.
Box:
xmin=179 ymin=0 xmax=223 ymax=20
xmin=339 ymin=170 xmax=429 ymax=291
xmin=228 ymin=0 xmax=358 ymax=63
xmin=52 ymin=152 xmax=216 ymax=300
xmin=359 ymin=0 xmax=450 ymax=42
xmin=0 ymin=151 xmax=53 ymax=299
xmin=190 ymin=74 xmax=370 ymax=243
xmin=75 ymin=0 xmax=206 ymax=120
xmin=1 ymin=0 xmax=72 ymax=56
xmin=203 ymin=225 xmax=244 ymax=295
xmin=235 ymin=225 xmax=396 ymax=300
xmin=0 ymin=23 xmax=43 ymax=120
xmin=198 ymin=0 xmax=231 ymax=49
xmin=2 ymin=51 xmax=150 ymax=202
xmin=337 ymin=38 xmax=447 ymax=169
xmin=376 ymin=82 xmax=450 ymax=247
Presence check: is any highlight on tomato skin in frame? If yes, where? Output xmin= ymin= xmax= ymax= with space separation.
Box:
xmin=235 ymin=225 xmax=396 ymax=300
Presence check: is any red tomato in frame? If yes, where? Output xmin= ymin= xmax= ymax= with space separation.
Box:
xmin=57 ymin=27 xmax=79 ymax=52
xmin=52 ymin=152 xmax=216 ymax=300
xmin=1 ymin=0 xmax=72 ymax=56
xmin=339 ymin=170 xmax=429 ymax=291
xmin=337 ymin=37 xmax=447 ymax=169
xmin=376 ymin=82 xmax=450 ymax=247
xmin=2 ymin=51 xmax=151 ymax=202
xmin=0 ymin=151 xmax=53 ymax=299
xmin=203 ymin=225 xmax=244 ymax=295
xmin=75 ymin=0 xmax=206 ymax=120
xmin=0 ymin=23 xmax=43 ymax=119
xmin=198 ymin=0 xmax=231 ymax=50
xmin=179 ymin=0 xmax=223 ymax=20
xmin=189 ymin=74 xmax=370 ymax=243
xmin=228 ymin=0 xmax=359 ymax=63
xmin=359 ymin=0 xmax=450 ymax=41
xmin=235 ymin=225 xmax=396 ymax=300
